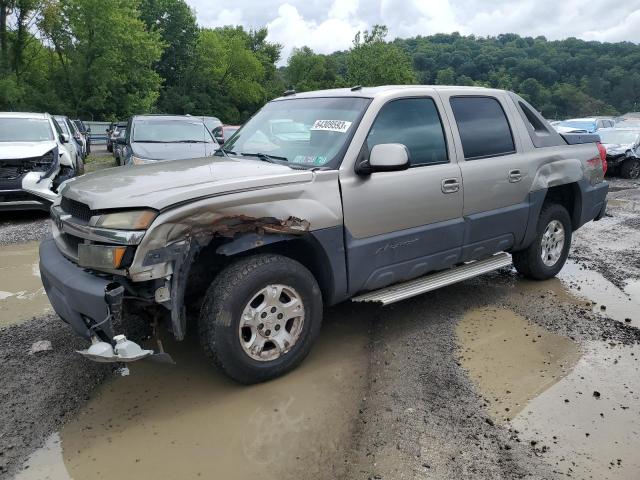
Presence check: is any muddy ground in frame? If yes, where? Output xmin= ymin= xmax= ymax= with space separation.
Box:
xmin=0 ymin=171 xmax=639 ymax=480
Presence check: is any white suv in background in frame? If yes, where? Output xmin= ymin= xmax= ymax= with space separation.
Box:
xmin=0 ymin=112 xmax=77 ymax=211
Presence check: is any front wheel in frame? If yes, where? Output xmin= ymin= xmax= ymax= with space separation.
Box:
xmin=620 ymin=158 xmax=640 ymax=179
xmin=199 ymin=254 xmax=323 ymax=384
xmin=513 ymin=203 xmax=572 ymax=280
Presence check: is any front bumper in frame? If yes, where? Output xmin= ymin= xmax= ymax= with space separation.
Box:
xmin=0 ymin=189 xmax=51 ymax=211
xmin=39 ymin=237 xmax=116 ymax=339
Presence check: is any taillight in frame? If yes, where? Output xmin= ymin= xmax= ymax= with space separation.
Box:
xmin=597 ymin=142 xmax=607 ymax=175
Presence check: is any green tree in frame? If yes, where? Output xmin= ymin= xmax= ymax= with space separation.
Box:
xmin=39 ymin=0 xmax=163 ymax=119
xmin=138 ymin=0 xmax=198 ymax=113
xmin=285 ymin=46 xmax=340 ymax=92
xmin=188 ymin=27 xmax=267 ymax=122
xmin=346 ymin=25 xmax=415 ymax=86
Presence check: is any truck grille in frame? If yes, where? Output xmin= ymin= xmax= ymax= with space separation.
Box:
xmin=0 ymin=151 xmax=55 ymax=180
xmin=61 ymin=196 xmax=94 ymax=222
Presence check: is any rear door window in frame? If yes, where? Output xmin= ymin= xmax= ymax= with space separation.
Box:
xmin=366 ymin=97 xmax=448 ymax=167
xmin=450 ymin=96 xmax=516 ymax=160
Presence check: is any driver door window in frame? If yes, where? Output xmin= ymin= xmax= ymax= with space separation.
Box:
xmin=366 ymin=98 xmax=448 ymax=167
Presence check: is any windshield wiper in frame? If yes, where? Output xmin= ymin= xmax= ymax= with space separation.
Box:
xmin=134 ymin=140 xmax=166 ymax=143
xmin=240 ymin=152 xmax=288 ymax=163
xmin=166 ymin=140 xmax=208 ymax=143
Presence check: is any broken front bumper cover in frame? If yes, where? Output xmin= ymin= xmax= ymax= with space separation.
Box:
xmin=39 ymin=237 xmax=168 ymax=363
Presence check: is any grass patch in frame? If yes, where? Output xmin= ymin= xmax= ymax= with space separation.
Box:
xmin=84 ymin=152 xmax=116 ymax=173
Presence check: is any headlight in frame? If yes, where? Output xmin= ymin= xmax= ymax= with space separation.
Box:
xmin=94 ymin=209 xmax=157 ymax=230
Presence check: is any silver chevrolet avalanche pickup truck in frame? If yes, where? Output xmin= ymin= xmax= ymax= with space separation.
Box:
xmin=39 ymin=86 xmax=608 ymax=383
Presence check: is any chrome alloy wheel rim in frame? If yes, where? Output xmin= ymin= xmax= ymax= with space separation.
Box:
xmin=541 ymin=219 xmax=565 ymax=267
xmin=239 ymin=284 xmax=305 ymax=362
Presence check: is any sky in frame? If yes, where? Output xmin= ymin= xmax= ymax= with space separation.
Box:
xmin=186 ymin=0 xmax=640 ymax=63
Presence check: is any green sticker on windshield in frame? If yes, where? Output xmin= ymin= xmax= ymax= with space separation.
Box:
xmin=292 ymin=155 xmax=327 ymax=166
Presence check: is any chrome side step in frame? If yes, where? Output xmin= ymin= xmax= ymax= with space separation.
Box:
xmin=352 ymin=252 xmax=512 ymax=305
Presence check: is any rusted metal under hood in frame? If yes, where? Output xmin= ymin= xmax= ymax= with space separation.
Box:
xmin=61 ymin=156 xmax=313 ymax=211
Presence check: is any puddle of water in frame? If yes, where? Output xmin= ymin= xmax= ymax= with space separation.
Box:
xmin=511 ymin=341 xmax=640 ymax=479
xmin=15 ymin=316 xmax=369 ymax=480
xmin=456 ymin=306 xmax=581 ymax=422
xmin=0 ymin=241 xmax=51 ymax=328
xmin=13 ymin=433 xmax=72 ymax=480
xmin=558 ymin=261 xmax=640 ymax=327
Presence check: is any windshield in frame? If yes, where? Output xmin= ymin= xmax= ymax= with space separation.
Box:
xmin=133 ymin=119 xmax=214 ymax=143
xmin=220 ymin=97 xmax=370 ymax=168
xmin=599 ymin=130 xmax=638 ymax=145
xmin=558 ymin=120 xmax=596 ymax=131
xmin=0 ymin=118 xmax=54 ymax=142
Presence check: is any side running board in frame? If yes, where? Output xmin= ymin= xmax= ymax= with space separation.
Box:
xmin=352 ymin=252 xmax=512 ymax=305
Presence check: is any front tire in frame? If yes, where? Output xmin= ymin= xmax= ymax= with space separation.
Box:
xmin=199 ymin=254 xmax=323 ymax=384
xmin=620 ymin=158 xmax=640 ymax=179
xmin=513 ymin=203 xmax=572 ymax=280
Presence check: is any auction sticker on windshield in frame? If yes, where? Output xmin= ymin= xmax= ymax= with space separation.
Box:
xmin=311 ymin=120 xmax=352 ymax=133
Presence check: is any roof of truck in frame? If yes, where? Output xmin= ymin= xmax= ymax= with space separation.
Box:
xmin=273 ymin=85 xmax=506 ymax=101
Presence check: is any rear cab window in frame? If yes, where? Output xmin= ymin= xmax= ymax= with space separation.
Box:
xmin=450 ymin=96 xmax=516 ymax=160
xmin=366 ymin=97 xmax=448 ymax=167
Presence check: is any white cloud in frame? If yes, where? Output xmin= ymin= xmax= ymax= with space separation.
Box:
xmin=187 ymin=0 xmax=640 ymax=62
xmin=266 ymin=2 xmax=367 ymax=62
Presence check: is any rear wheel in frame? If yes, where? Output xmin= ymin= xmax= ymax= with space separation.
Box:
xmin=513 ymin=203 xmax=572 ymax=280
xmin=199 ymin=254 xmax=323 ymax=384
xmin=620 ymin=158 xmax=640 ymax=179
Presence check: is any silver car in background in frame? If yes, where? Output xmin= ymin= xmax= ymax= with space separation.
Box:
xmin=598 ymin=128 xmax=640 ymax=178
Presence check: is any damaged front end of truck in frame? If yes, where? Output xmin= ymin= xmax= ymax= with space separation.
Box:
xmin=41 ymin=194 xmax=316 ymax=364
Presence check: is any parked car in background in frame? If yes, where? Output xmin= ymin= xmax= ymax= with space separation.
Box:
xmin=40 ymin=86 xmax=608 ymax=383
xmin=0 ymin=112 xmax=77 ymax=210
xmin=200 ymin=116 xmax=222 ymax=134
xmin=554 ymin=117 xmax=614 ymax=134
xmin=212 ymin=124 xmax=240 ymax=145
xmin=54 ymin=115 xmax=84 ymax=174
xmin=106 ymin=122 xmax=126 ymax=152
xmin=598 ymin=128 xmax=640 ymax=179
xmin=73 ymin=119 xmax=91 ymax=155
xmin=117 ymin=115 xmax=218 ymax=165
xmin=113 ymin=128 xmax=127 ymax=165
xmin=68 ymin=118 xmax=87 ymax=159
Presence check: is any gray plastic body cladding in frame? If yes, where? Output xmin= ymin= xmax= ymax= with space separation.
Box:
xmin=575 ymin=179 xmax=608 ymax=229
xmin=460 ymin=201 xmax=529 ymax=261
xmin=310 ymin=226 xmax=349 ymax=305
xmin=39 ymin=237 xmax=113 ymax=339
xmin=346 ymin=218 xmax=465 ymax=293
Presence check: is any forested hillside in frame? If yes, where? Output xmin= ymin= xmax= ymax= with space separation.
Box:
xmin=1 ymin=0 xmax=638 ymax=121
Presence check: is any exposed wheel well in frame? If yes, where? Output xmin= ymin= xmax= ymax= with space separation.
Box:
xmin=544 ymin=183 xmax=581 ymax=230
xmin=184 ymin=235 xmax=333 ymax=315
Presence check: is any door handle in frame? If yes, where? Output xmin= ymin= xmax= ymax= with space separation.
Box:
xmin=441 ymin=178 xmax=460 ymax=194
xmin=508 ymin=169 xmax=523 ymax=183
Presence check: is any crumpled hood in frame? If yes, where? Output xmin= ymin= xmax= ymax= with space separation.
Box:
xmin=0 ymin=141 xmax=57 ymax=160
xmin=131 ymin=141 xmax=218 ymax=161
xmin=62 ymin=155 xmax=313 ymax=211
xmin=603 ymin=143 xmax=633 ymax=155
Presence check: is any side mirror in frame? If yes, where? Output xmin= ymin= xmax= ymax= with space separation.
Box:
xmin=212 ymin=126 xmax=224 ymax=144
xmin=357 ymin=143 xmax=410 ymax=174
xmin=87 ymin=127 xmax=91 ymax=133
xmin=60 ymin=133 xmax=69 ymax=144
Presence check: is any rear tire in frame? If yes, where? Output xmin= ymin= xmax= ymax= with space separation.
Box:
xmin=620 ymin=158 xmax=640 ymax=179
xmin=198 ymin=254 xmax=323 ymax=384
xmin=513 ymin=203 xmax=572 ymax=280
xmin=75 ymin=155 xmax=85 ymax=175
